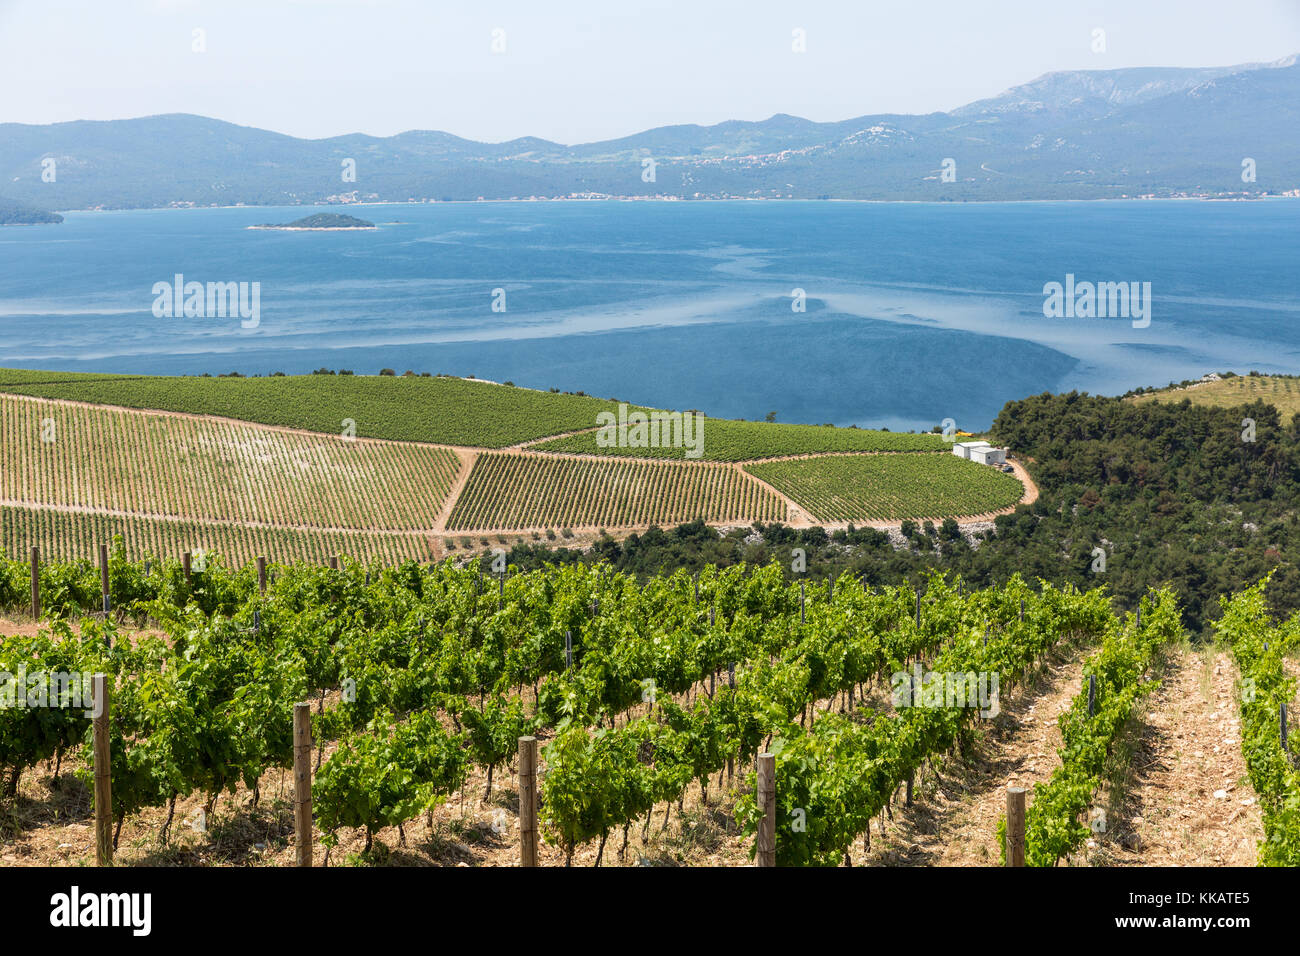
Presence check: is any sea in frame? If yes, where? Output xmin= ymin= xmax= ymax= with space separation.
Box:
xmin=1 ymin=199 xmax=1297 ymax=431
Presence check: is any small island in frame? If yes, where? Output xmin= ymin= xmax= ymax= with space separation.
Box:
xmin=248 ymin=213 xmax=376 ymax=231
xmin=0 ymin=199 xmax=63 ymax=225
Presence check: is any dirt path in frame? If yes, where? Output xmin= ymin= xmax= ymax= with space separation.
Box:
xmin=430 ymin=447 xmax=479 ymax=531
xmin=509 ymin=425 xmax=601 ymax=450
xmin=851 ymin=641 xmax=1088 ymax=866
xmin=1103 ymin=646 xmax=1262 ymax=866
xmin=728 ymin=463 xmax=805 ymax=525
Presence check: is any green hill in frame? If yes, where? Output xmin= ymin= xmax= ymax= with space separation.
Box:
xmin=0 ymin=198 xmax=62 ymax=225
xmin=253 ymin=212 xmax=375 ymax=229
xmin=0 ymin=369 xmax=944 ymax=455
xmin=0 ymin=370 xmax=617 ymax=447
xmin=534 ymin=416 xmax=942 ymax=461
xmin=1129 ymin=372 xmax=1300 ymax=421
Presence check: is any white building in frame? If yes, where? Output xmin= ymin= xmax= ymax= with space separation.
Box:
xmin=970 ymin=446 xmax=1007 ymax=466
xmin=952 ymin=440 xmax=991 ymax=459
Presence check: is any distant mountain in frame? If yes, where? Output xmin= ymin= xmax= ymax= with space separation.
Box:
xmin=0 ymin=197 xmax=63 ymax=224
xmin=951 ymin=60 xmax=1290 ymax=117
xmin=2 ymin=56 xmax=1297 ymax=208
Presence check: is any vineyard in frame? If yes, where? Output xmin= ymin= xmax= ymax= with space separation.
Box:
xmin=1010 ymin=593 xmax=1184 ymax=865
xmin=0 ymin=505 xmax=437 ymax=568
xmin=1214 ymin=578 xmax=1300 ymax=865
xmin=1131 ymin=373 xmax=1300 ymax=421
xmin=745 ymin=453 xmax=1026 ymax=523
xmin=0 ymin=369 xmax=625 ymax=448
xmin=0 ymin=372 xmax=1032 ymax=556
xmin=4 ymin=547 xmax=1290 ymax=868
xmin=532 ymin=418 xmax=945 ymax=461
xmin=0 ymin=394 xmax=461 ymax=531
xmin=446 ymin=452 xmax=786 ymax=531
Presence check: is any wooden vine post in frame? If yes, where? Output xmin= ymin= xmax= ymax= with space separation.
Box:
xmin=756 ymin=753 xmax=776 ymax=867
xmin=293 ymin=702 xmax=313 ymax=867
xmin=1005 ymin=786 xmax=1026 ymax=867
xmin=29 ymin=546 xmax=39 ymax=619
xmin=98 ymin=543 xmax=110 ymax=615
xmin=519 ymin=736 xmax=539 ymax=867
xmin=93 ymin=674 xmax=112 ymax=866
xmin=257 ymin=556 xmax=267 ymax=594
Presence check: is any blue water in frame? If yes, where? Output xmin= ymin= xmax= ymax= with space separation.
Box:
xmin=1 ymin=200 xmax=1297 ymax=430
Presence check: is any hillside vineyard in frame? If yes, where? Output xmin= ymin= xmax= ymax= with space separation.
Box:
xmin=0 ymin=382 xmax=1025 ymax=563
xmin=9 ymin=552 xmax=1286 ymax=868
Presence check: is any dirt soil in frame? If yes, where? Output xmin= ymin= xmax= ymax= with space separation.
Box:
xmin=848 ymin=641 xmax=1267 ymax=867
xmin=0 ymin=700 xmax=767 ymax=870
xmin=1100 ymin=646 xmax=1262 ymax=866
xmin=850 ymin=639 xmax=1088 ymax=866
xmin=1 ymin=621 xmax=1272 ymax=868
xmin=0 ymin=625 xmax=770 ymax=868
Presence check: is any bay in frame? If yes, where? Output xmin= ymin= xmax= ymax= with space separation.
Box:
xmin=0 ymin=199 xmax=1296 ymax=430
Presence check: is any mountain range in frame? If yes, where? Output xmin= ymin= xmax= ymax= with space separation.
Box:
xmin=2 ymin=55 xmax=1298 ymax=210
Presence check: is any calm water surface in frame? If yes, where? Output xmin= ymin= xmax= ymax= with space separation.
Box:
xmin=1 ymin=199 xmax=1296 ymax=430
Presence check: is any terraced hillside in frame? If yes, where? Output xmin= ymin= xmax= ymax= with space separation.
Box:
xmin=0 ymin=393 xmax=460 ymax=530
xmin=745 ymin=453 xmax=1025 ymax=523
xmin=447 ymin=452 xmax=786 ymax=531
xmin=0 ymin=369 xmax=630 ymax=447
xmin=0 ymin=504 xmax=436 ymax=566
xmin=0 ymin=371 xmax=1032 ymax=563
xmin=531 ymin=416 xmax=945 ymax=460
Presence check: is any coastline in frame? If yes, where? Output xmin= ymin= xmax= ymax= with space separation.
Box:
xmin=48 ymin=193 xmax=1300 ymax=215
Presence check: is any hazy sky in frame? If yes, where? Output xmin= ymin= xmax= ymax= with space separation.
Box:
xmin=3 ymin=0 xmax=1299 ymax=143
